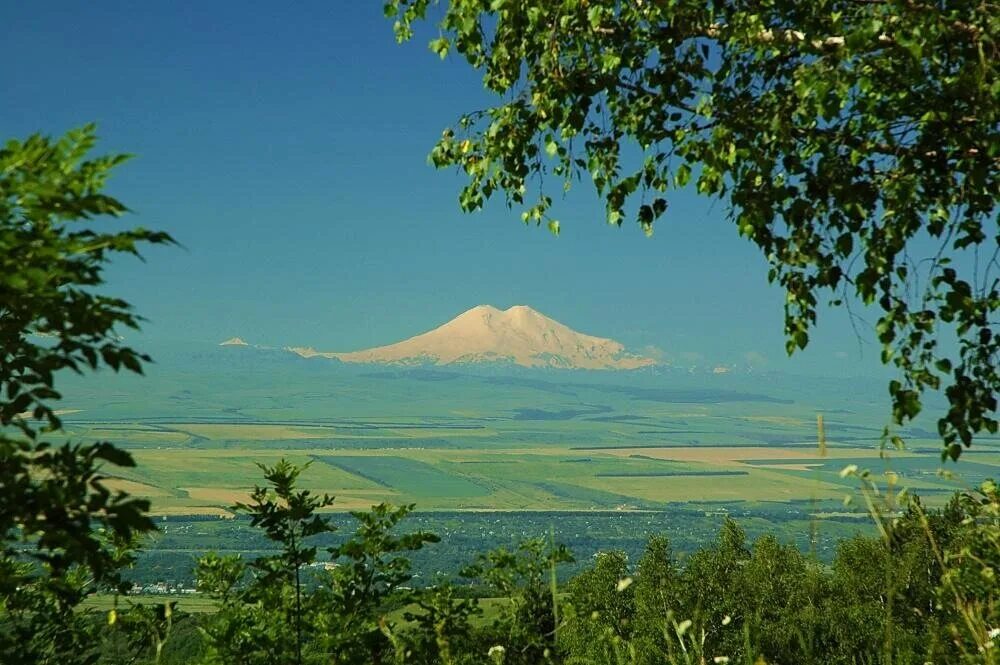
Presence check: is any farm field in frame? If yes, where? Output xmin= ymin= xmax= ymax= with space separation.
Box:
xmin=91 ymin=436 xmax=995 ymax=515
xmin=56 ymin=343 xmax=1000 ymax=586
xmin=65 ymin=371 xmax=999 ymax=515
xmin=80 ymin=593 xmax=512 ymax=628
xmin=81 ymin=594 xmax=219 ymax=614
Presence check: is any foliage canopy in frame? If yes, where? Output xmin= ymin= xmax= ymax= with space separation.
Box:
xmin=0 ymin=125 xmax=172 ymax=663
xmin=385 ymin=0 xmax=999 ymax=458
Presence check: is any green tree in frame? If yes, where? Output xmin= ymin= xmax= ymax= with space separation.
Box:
xmin=400 ymin=581 xmax=482 ymax=665
xmin=317 ymin=502 xmax=439 ymax=665
xmin=735 ymin=535 xmax=816 ymax=664
xmin=385 ymin=0 xmax=999 ymax=459
xmin=822 ymin=520 xmax=937 ymax=664
xmin=462 ymin=538 xmax=573 ymax=665
xmin=675 ymin=518 xmax=750 ymax=661
xmin=0 ymin=125 xmax=172 ymax=664
xmin=237 ymin=461 xmax=336 ymax=665
xmin=930 ymin=480 xmax=1000 ymax=662
xmin=98 ymin=600 xmax=185 ymax=665
xmin=631 ymin=535 xmax=679 ymax=665
xmin=562 ymin=550 xmax=634 ymax=663
xmin=196 ymin=462 xmax=441 ymax=665
xmin=196 ymin=460 xmax=336 ymax=665
xmin=822 ymin=536 xmax=894 ymax=663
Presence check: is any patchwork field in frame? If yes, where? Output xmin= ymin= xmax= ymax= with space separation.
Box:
xmin=70 ymin=418 xmax=999 ymax=516
xmin=53 ymin=347 xmax=1000 ymax=585
xmin=56 ymin=349 xmax=1000 ymax=520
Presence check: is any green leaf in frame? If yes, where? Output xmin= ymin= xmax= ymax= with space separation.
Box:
xmin=675 ymin=163 xmax=691 ymax=188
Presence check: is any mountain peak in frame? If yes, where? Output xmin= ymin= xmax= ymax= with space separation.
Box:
xmin=457 ymin=304 xmax=501 ymax=319
xmin=458 ymin=304 xmax=545 ymax=321
xmin=504 ymin=304 xmax=539 ymax=316
xmin=219 ymin=337 xmax=249 ymax=346
xmin=289 ymin=305 xmax=655 ymax=370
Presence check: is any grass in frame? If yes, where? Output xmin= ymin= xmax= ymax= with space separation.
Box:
xmin=583 ymin=469 xmax=848 ymax=503
xmin=313 ymin=455 xmax=488 ymax=498
xmin=170 ymin=423 xmax=336 ymax=440
xmin=81 ymin=594 xmax=218 ymax=614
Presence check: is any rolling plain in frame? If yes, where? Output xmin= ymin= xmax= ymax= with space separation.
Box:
xmin=59 ymin=341 xmax=1000 ymax=514
xmin=57 ymin=341 xmax=1000 ymax=582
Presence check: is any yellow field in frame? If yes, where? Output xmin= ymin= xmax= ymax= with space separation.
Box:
xmin=104 ymin=477 xmax=174 ymax=497
xmin=746 ymin=463 xmax=824 ymax=471
xmin=743 ymin=415 xmax=809 ymax=426
xmin=582 ymin=468 xmax=847 ymax=502
xmin=175 ymin=423 xmax=335 ymax=440
xmin=599 ymin=445 xmax=915 ymax=463
xmin=71 ymin=418 xmax=997 ymax=515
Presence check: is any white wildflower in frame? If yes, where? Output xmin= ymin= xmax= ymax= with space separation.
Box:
xmin=714 ymin=657 xmax=730 ymax=664
xmin=722 ymin=615 xmax=732 ymax=626
xmin=839 ymin=464 xmax=858 ymax=478
xmin=985 ymin=627 xmax=998 ymax=651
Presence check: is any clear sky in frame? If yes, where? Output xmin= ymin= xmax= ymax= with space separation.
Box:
xmin=2 ymin=1 xmax=883 ymax=375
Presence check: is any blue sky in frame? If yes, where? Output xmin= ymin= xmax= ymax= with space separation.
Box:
xmin=2 ymin=1 xmax=883 ymax=374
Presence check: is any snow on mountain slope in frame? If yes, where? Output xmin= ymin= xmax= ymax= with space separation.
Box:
xmin=287 ymin=305 xmax=655 ymax=370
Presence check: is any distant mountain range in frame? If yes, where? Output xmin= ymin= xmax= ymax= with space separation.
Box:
xmin=229 ymin=305 xmax=657 ymax=371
